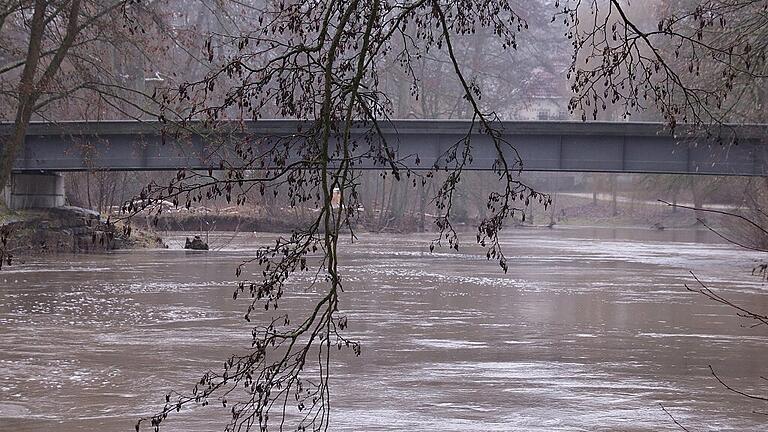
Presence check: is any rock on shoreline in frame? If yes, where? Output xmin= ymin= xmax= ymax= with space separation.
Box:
xmin=0 ymin=206 xmax=165 ymax=258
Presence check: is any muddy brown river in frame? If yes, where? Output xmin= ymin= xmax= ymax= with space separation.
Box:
xmin=1 ymin=227 xmax=767 ymax=431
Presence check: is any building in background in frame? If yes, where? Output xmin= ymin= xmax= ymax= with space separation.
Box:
xmin=515 ymin=65 xmax=570 ymax=121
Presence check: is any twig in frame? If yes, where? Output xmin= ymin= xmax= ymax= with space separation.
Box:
xmin=659 ymin=403 xmax=692 ymax=432
xmin=709 ymin=365 xmax=768 ymax=402
xmin=658 ymin=200 xmax=768 ymax=239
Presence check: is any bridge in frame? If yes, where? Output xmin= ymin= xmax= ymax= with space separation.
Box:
xmin=1 ymin=120 xmax=766 ymax=208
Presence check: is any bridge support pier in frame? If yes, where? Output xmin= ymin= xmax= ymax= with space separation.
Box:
xmin=3 ymin=172 xmax=65 ymax=209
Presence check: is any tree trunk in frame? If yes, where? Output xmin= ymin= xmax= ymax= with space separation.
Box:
xmin=691 ymin=179 xmax=705 ymax=223
xmin=418 ymin=181 xmax=426 ymax=232
xmin=527 ymin=202 xmax=534 ymax=225
xmin=550 ymin=192 xmax=557 ymax=225
xmin=0 ymin=0 xmax=48 ymax=194
xmin=86 ymin=172 xmax=93 ymax=209
xmin=671 ymin=190 xmax=678 ymax=213
xmin=0 ymin=0 xmax=83 ymax=193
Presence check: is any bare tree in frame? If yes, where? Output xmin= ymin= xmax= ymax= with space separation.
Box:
xmin=131 ymin=1 xmax=552 ymax=430
xmin=2 ymin=0 xmax=764 ymax=430
xmin=560 ymin=0 xmax=767 ymax=129
xmin=0 ymin=0 xmax=221 ymax=194
xmin=1 ymin=0 xmax=88 ymax=192
xmin=126 ymin=1 xmax=768 ymax=430
xmin=652 ymin=200 xmax=768 ymax=421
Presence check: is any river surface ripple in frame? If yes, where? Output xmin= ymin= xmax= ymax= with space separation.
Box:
xmin=0 ymin=227 xmax=766 ymax=431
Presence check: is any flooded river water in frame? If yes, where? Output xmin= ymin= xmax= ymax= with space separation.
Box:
xmin=1 ymin=227 xmax=767 ymax=431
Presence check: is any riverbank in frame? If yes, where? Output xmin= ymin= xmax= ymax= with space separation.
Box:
xmin=0 ymin=206 xmax=165 ymax=260
xmin=519 ymin=192 xmax=718 ymax=229
xmin=131 ymin=210 xmax=317 ymax=233
xmin=124 ymin=194 xmax=706 ymax=238
xmin=0 ymin=191 xmax=721 ymax=261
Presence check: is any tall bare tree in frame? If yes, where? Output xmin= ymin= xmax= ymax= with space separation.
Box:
xmin=0 ymin=0 xmax=223 ymax=194
xmin=133 ymin=1 xmax=550 ymax=430
xmin=125 ymin=1 xmax=768 ymax=431
xmin=1 ymin=0 xmax=86 ymax=192
xmin=561 ymin=0 xmax=767 ymax=129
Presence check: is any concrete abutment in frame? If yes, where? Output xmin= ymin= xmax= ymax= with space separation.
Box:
xmin=3 ymin=172 xmax=65 ymax=209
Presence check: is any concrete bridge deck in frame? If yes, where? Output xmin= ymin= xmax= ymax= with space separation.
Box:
xmin=1 ymin=120 xmax=766 ymax=175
